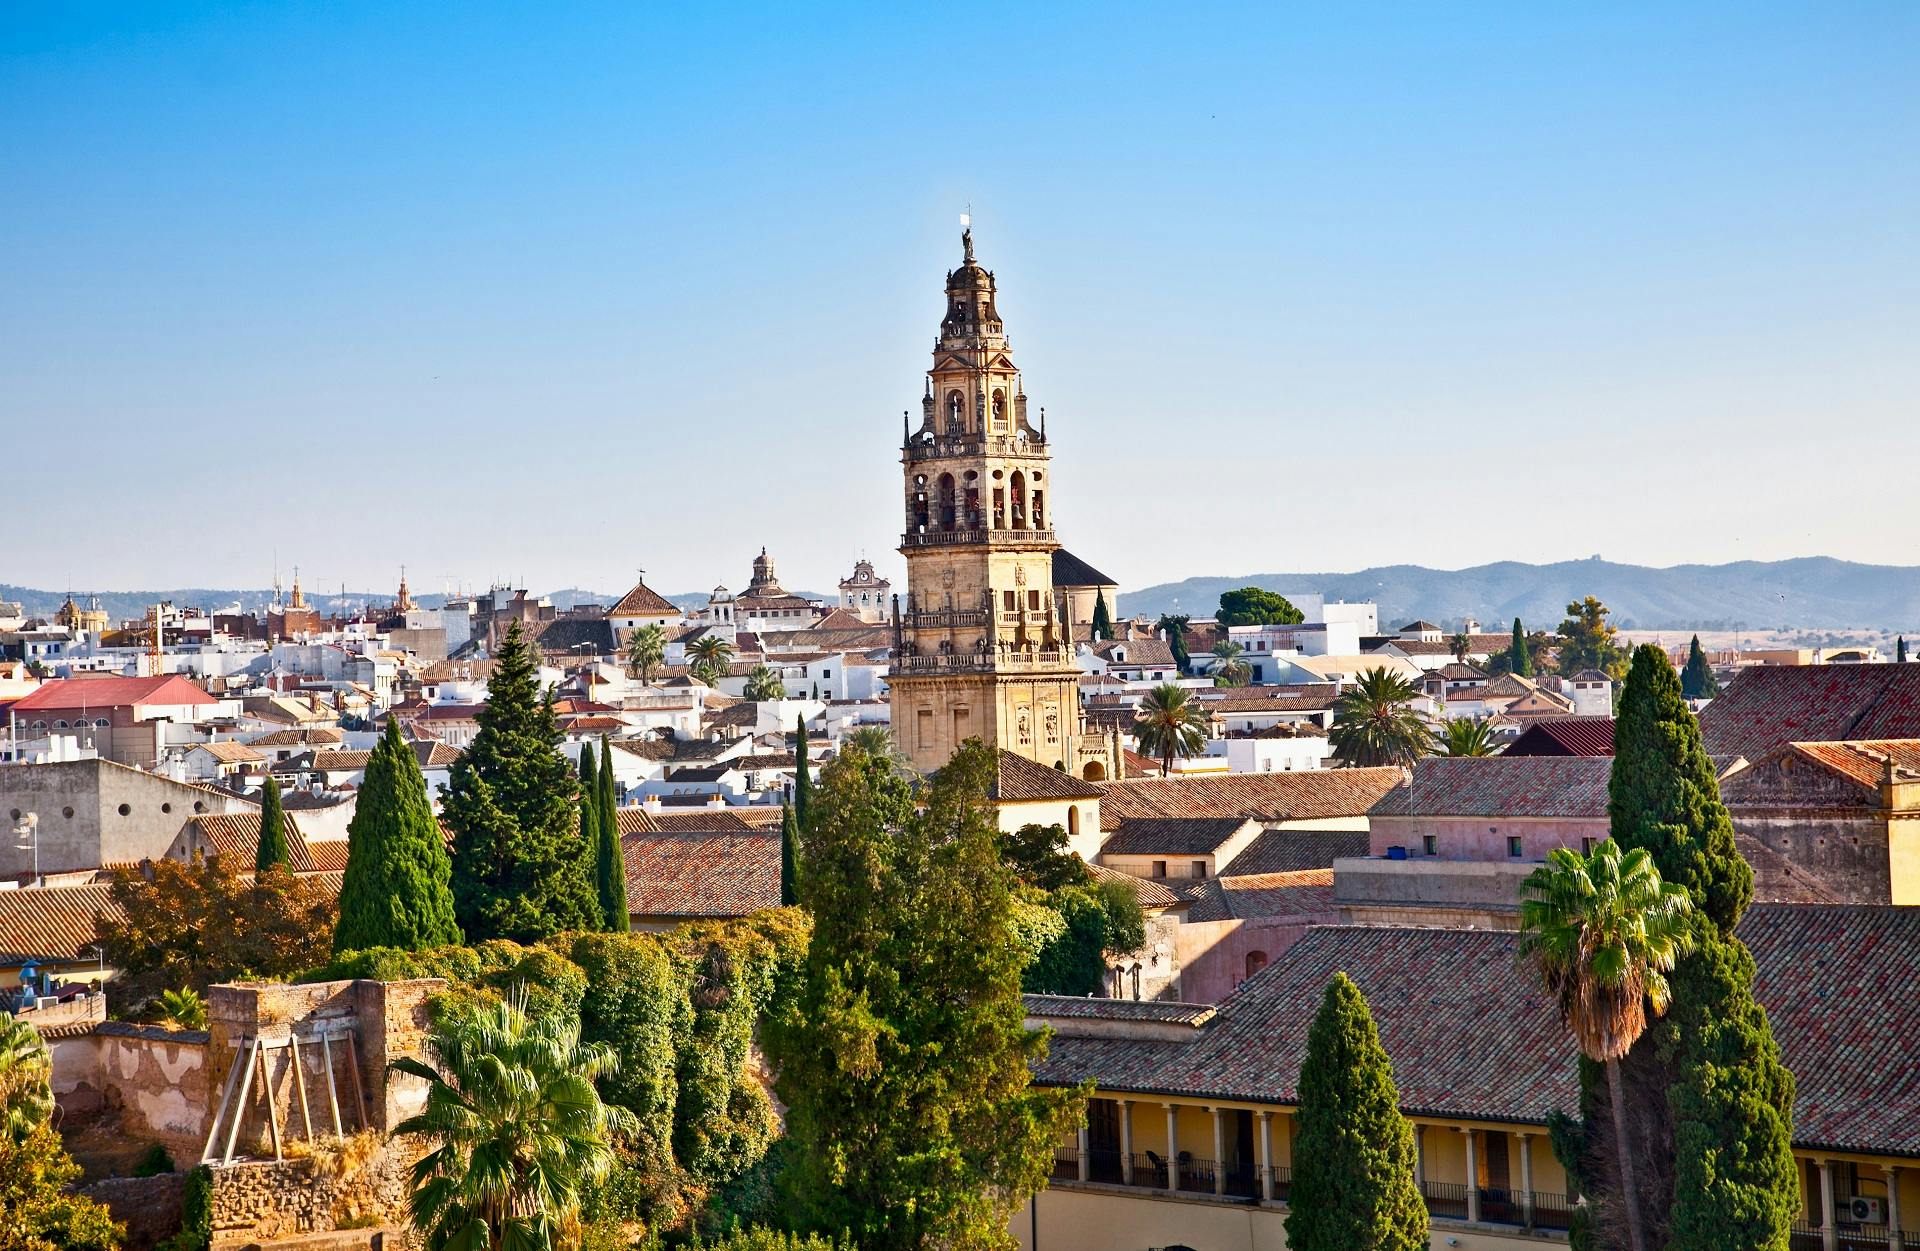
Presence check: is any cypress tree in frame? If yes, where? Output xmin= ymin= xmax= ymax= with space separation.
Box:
xmin=1285 ymin=972 xmax=1428 ymax=1251
xmin=792 ymin=715 xmax=812 ymax=832
xmin=1090 ymin=590 xmax=1113 ymax=642
xmin=1680 ymin=635 xmax=1719 ymax=700
xmin=779 ymin=800 xmax=799 ymax=907
xmin=1559 ymin=645 xmax=1796 ymax=1251
xmin=254 ymin=775 xmax=290 ymax=872
xmin=593 ymin=737 xmax=628 ymax=931
xmin=1899 ymin=636 xmax=1908 ymax=663
xmin=1509 ymin=616 xmax=1533 ymax=677
xmin=443 ymin=621 xmax=599 ymax=941
xmin=578 ymin=743 xmax=599 ymax=852
xmin=334 ymin=718 xmax=461 ymax=952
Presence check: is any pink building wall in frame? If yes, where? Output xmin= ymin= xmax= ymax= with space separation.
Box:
xmin=1369 ymin=814 xmax=1609 ymax=862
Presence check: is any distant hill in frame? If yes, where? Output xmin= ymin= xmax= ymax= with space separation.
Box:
xmin=1117 ymin=558 xmax=1920 ymax=633
xmin=0 ymin=584 xmax=832 ymax=624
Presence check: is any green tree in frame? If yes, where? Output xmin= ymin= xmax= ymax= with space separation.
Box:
xmin=1520 ymin=840 xmax=1694 ymax=1251
xmin=596 ymin=738 xmax=628 ymax=932
xmin=0 ymin=1015 xmax=54 ymax=1140
xmin=1156 ymin=613 xmax=1192 ymax=673
xmin=1555 ymin=597 xmax=1629 ymax=678
xmin=1509 ymin=616 xmax=1534 ymax=677
xmin=1090 ymin=590 xmax=1113 ymax=641
xmin=1022 ymin=877 xmax=1144 ymax=996
xmin=765 ymin=740 xmax=1082 ymax=1250
xmin=1207 ymin=639 xmax=1252 ymax=687
xmin=254 ymin=774 xmax=289 ymax=872
xmin=0 ymin=1124 xmax=123 ymax=1250
xmin=158 ymin=987 xmax=208 ymax=1030
xmin=1899 ymin=636 xmax=1909 ymax=663
xmin=1002 ymin=823 xmax=1091 ymax=891
xmin=1681 ymin=635 xmax=1719 ymax=700
xmin=687 ymin=634 xmax=735 ymax=687
xmin=336 ymin=718 xmax=461 ymax=953
xmin=1217 ymin=586 xmax=1304 ymax=626
xmin=1284 ymin=973 xmax=1428 ymax=1251
xmin=1555 ymin=645 xmax=1798 ymax=1251
xmin=1330 ymin=668 xmax=1430 ymax=767
xmin=626 ymin=623 xmax=668 ymax=684
xmin=1132 ymin=683 xmax=1210 ymax=774
xmin=394 ymin=992 xmax=639 ymax=1251
xmin=743 ymin=666 xmax=786 ymax=701
xmin=1448 ymin=632 xmax=1470 ymax=663
xmin=1435 ymin=717 xmax=1497 ymax=757
xmin=444 ymin=621 xmax=600 ymax=942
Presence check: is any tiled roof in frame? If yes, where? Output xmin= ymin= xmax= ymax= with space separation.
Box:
xmin=668 ymin=763 xmax=739 ymax=783
xmin=992 ymin=751 xmax=1106 ymax=801
xmin=0 ymin=882 xmax=121 ymax=962
xmin=1120 ymin=749 xmax=1165 ymax=779
xmin=247 ymin=727 xmax=345 ymax=748
xmin=1198 ymin=692 xmax=1336 ymax=714
xmin=12 ymin=675 xmax=216 ymax=711
xmin=1098 ymin=769 xmax=1402 ymax=831
xmin=418 ymin=659 xmax=495 ymax=683
xmin=305 ymin=841 xmax=351 ymax=873
xmin=1051 ymin=549 xmax=1117 ymax=589
xmin=1699 ymin=664 xmax=1920 ymax=762
xmin=1369 ymin=756 xmax=1613 ymax=819
xmin=1732 ymin=905 xmax=1920 ymax=1156
xmin=1087 ymin=862 xmax=1181 ymax=909
xmin=1032 ymin=924 xmax=1577 ymax=1122
xmin=1100 ymin=817 xmax=1254 ymax=857
xmin=1184 ymin=869 xmax=1337 ymax=923
xmin=1089 ymin=639 xmax=1175 ymax=667
xmin=192 ymin=740 xmax=264 ymax=764
xmin=729 ymin=805 xmax=787 ymax=829
xmin=312 ymin=751 xmax=374 ymax=772
xmin=1025 ymin=995 xmax=1215 ymax=1026
xmin=1219 ymin=828 xmax=1371 ymax=876
xmin=732 ymin=753 xmax=797 ymax=770
xmin=610 ymin=737 xmax=676 ymax=762
xmin=1503 ymin=717 xmax=1615 ymax=758
xmin=619 ymin=828 xmax=781 ymax=918
xmin=651 ymin=811 xmax=756 ymax=833
xmin=613 ymin=807 xmax=664 ymax=836
xmin=179 ymin=812 xmax=316 ymax=873
xmin=1435 ymin=663 xmax=1489 ymax=681
xmin=607 ymin=580 xmax=680 ymax=618
xmin=1779 ymin=739 xmax=1920 ymax=789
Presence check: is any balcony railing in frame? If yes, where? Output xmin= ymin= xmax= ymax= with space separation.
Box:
xmin=900 ymin=527 xmax=1057 ymax=548
xmin=891 ymin=649 xmax=1076 ymax=675
xmin=900 ymin=608 xmax=991 ymax=631
xmin=1790 ymin=1221 xmax=1920 ymax=1251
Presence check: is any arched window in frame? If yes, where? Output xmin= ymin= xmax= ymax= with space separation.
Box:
xmin=1082 ymin=761 xmax=1106 ymax=782
xmin=991 ymin=389 xmax=1006 ymax=427
xmin=963 ymin=471 xmax=981 ymax=528
xmin=1009 ymin=472 xmax=1027 ymax=529
xmin=1032 ymin=489 xmax=1044 ymax=529
xmin=992 ymin=487 xmax=1005 ymax=529
xmin=946 ymin=390 xmax=965 ymax=431
xmin=937 ymin=473 xmax=957 ymax=530
xmin=1067 ymin=806 xmax=1080 ymax=839
xmin=911 ymin=474 xmax=929 ymax=533
xmin=1244 ymin=951 xmax=1269 ymax=982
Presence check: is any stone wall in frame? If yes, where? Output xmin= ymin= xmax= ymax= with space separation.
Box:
xmin=50 ymin=1022 xmax=212 ymax=1161
xmin=208 ymin=1141 xmax=416 ymax=1245
xmin=80 ymin=1172 xmax=189 ymax=1251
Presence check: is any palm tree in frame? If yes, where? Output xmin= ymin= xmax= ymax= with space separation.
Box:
xmin=743 ymin=665 xmax=787 ymax=701
xmin=1435 ymin=717 xmax=1498 ymax=757
xmin=1132 ymin=683 xmax=1211 ymax=774
xmin=686 ymin=634 xmax=734 ymax=687
xmin=1448 ymin=632 xmax=1471 ymax=663
xmin=159 ymin=987 xmax=208 ymax=1030
xmin=393 ymin=992 xmax=637 ymax=1251
xmin=843 ymin=725 xmax=906 ymax=765
xmin=1518 ymin=841 xmax=1694 ymax=1251
xmin=1208 ymin=640 xmax=1252 ymax=688
xmin=1328 ymin=667 xmax=1431 ymax=767
xmin=0 ymin=1013 xmax=54 ymax=1139
xmin=624 ymin=624 xmax=667 ymax=684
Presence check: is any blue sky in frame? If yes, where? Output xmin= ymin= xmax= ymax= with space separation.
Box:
xmin=4 ymin=4 xmax=1917 ymax=599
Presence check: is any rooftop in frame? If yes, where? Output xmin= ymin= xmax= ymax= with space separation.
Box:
xmin=618 ymin=827 xmax=781 ymax=918
xmin=1098 ymin=769 xmax=1402 ymax=831
xmin=1369 ymin=756 xmax=1614 ymax=820
xmin=1698 ymin=663 xmax=1920 ymax=762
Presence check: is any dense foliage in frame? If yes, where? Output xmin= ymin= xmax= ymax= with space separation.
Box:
xmin=1217 ymin=586 xmax=1303 ymax=626
xmin=765 ymin=740 xmax=1083 ymax=1250
xmin=597 ymin=738 xmax=629 ymax=932
xmin=626 ymin=624 xmax=668 ymax=683
xmin=1156 ymin=613 xmax=1192 ymax=672
xmin=1090 ymin=590 xmax=1112 ymax=641
xmin=97 ymin=855 xmax=335 ymax=1014
xmin=1208 ymin=640 xmax=1252 ymax=687
xmin=1329 ymin=667 xmax=1430 ymax=767
xmin=1284 ymin=973 xmax=1427 ymax=1251
xmin=1555 ymin=596 xmax=1630 ymax=678
xmin=1020 ymin=878 xmax=1145 ymax=996
xmin=1435 ymin=717 xmax=1497 ymax=757
xmin=743 ymin=666 xmax=786 ymax=701
xmin=0 ymin=1016 xmax=120 ymax=1249
xmin=1680 ymin=635 xmax=1719 ymax=700
xmin=0 ymin=1014 xmax=55 ymax=1138
xmin=445 ymin=621 xmax=601 ymax=941
xmin=1508 ymin=616 xmax=1533 ymax=676
xmin=254 ymin=774 xmax=289 ymax=872
xmin=1555 ymin=645 xmax=1797 ymax=1251
xmin=335 ymin=717 xmax=461 ymax=953
xmin=157 ymin=1166 xmax=212 ymax=1251
xmin=1001 ymin=823 xmax=1090 ymax=892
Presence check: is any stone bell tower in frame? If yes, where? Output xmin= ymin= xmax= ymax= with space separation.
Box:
xmin=889 ymin=222 xmax=1116 ymax=781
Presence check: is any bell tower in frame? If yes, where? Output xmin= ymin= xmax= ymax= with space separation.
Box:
xmin=889 ymin=221 xmax=1115 ymax=780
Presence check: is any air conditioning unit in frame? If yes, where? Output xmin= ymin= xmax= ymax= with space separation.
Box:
xmin=1848 ymin=1196 xmax=1884 ymax=1224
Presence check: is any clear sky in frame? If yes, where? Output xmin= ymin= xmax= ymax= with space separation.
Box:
xmin=4 ymin=4 xmax=1917 ymax=600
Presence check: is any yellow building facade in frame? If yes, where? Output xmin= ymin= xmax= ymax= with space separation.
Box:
xmin=889 ymin=225 xmax=1115 ymax=780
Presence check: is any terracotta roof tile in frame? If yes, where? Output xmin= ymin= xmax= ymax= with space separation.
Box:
xmin=1184 ymin=869 xmax=1337 ymax=923
xmin=1699 ymin=664 xmax=1920 ymax=762
xmin=0 ymin=882 xmax=120 ymax=962
xmin=1369 ymin=756 xmax=1612 ymax=819
xmin=606 ymin=580 xmax=680 ymax=618
xmin=1098 ymin=769 xmax=1401 ymax=831
xmin=1219 ymin=828 xmax=1371 ymax=876
xmin=619 ymin=828 xmax=780 ymax=918
xmin=1101 ymin=817 xmax=1256 ymax=857
xmin=1086 ymin=862 xmax=1181 ymax=909
xmin=13 ymin=675 xmax=216 ymax=711
xmin=991 ymin=751 xmax=1106 ymax=801
xmin=1503 ymin=717 xmax=1615 ymax=757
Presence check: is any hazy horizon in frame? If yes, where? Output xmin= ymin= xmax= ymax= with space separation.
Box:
xmin=6 ymin=5 xmax=1916 ymax=596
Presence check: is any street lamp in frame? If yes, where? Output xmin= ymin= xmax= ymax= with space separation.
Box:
xmin=12 ymin=812 xmax=39 ymax=888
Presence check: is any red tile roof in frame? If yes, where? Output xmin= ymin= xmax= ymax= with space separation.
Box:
xmin=178 ymin=812 xmax=316 ymax=873
xmin=1779 ymin=739 xmax=1920 ymax=789
xmin=1101 ymin=817 xmax=1256 ymax=857
xmin=1369 ymin=756 xmax=1613 ymax=819
xmin=607 ymin=580 xmax=680 ymax=618
xmin=1219 ymin=828 xmax=1371 ymax=876
xmin=1184 ymin=869 xmax=1337 ymax=923
xmin=0 ymin=882 xmax=120 ymax=962
xmin=1086 ymin=863 xmax=1181 ymax=909
xmin=1699 ymin=663 xmax=1920 ymax=763
xmin=1502 ymin=717 xmax=1615 ymax=757
xmin=1098 ymin=769 xmax=1402 ymax=831
xmin=991 ymin=751 xmax=1106 ymax=802
xmin=619 ymin=828 xmax=781 ymax=918
xmin=12 ymin=675 xmax=216 ymax=711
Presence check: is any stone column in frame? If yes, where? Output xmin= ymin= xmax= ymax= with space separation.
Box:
xmin=1119 ymin=1100 xmax=1134 ymax=1186
xmin=1414 ymin=1124 xmax=1426 ymax=1191
xmin=1885 ymin=1165 xmax=1903 ymax=1250
xmin=1463 ymin=1128 xmax=1481 ymax=1224
xmin=1518 ymin=1132 xmax=1535 ymax=1229
xmin=1821 ymin=1160 xmax=1839 ymax=1251
xmin=1164 ymin=1104 xmax=1180 ymax=1191
xmin=1211 ymin=1107 xmax=1227 ymax=1196
xmin=1076 ymin=1122 xmax=1091 ymax=1183
xmin=1258 ymin=1111 xmax=1275 ymax=1202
